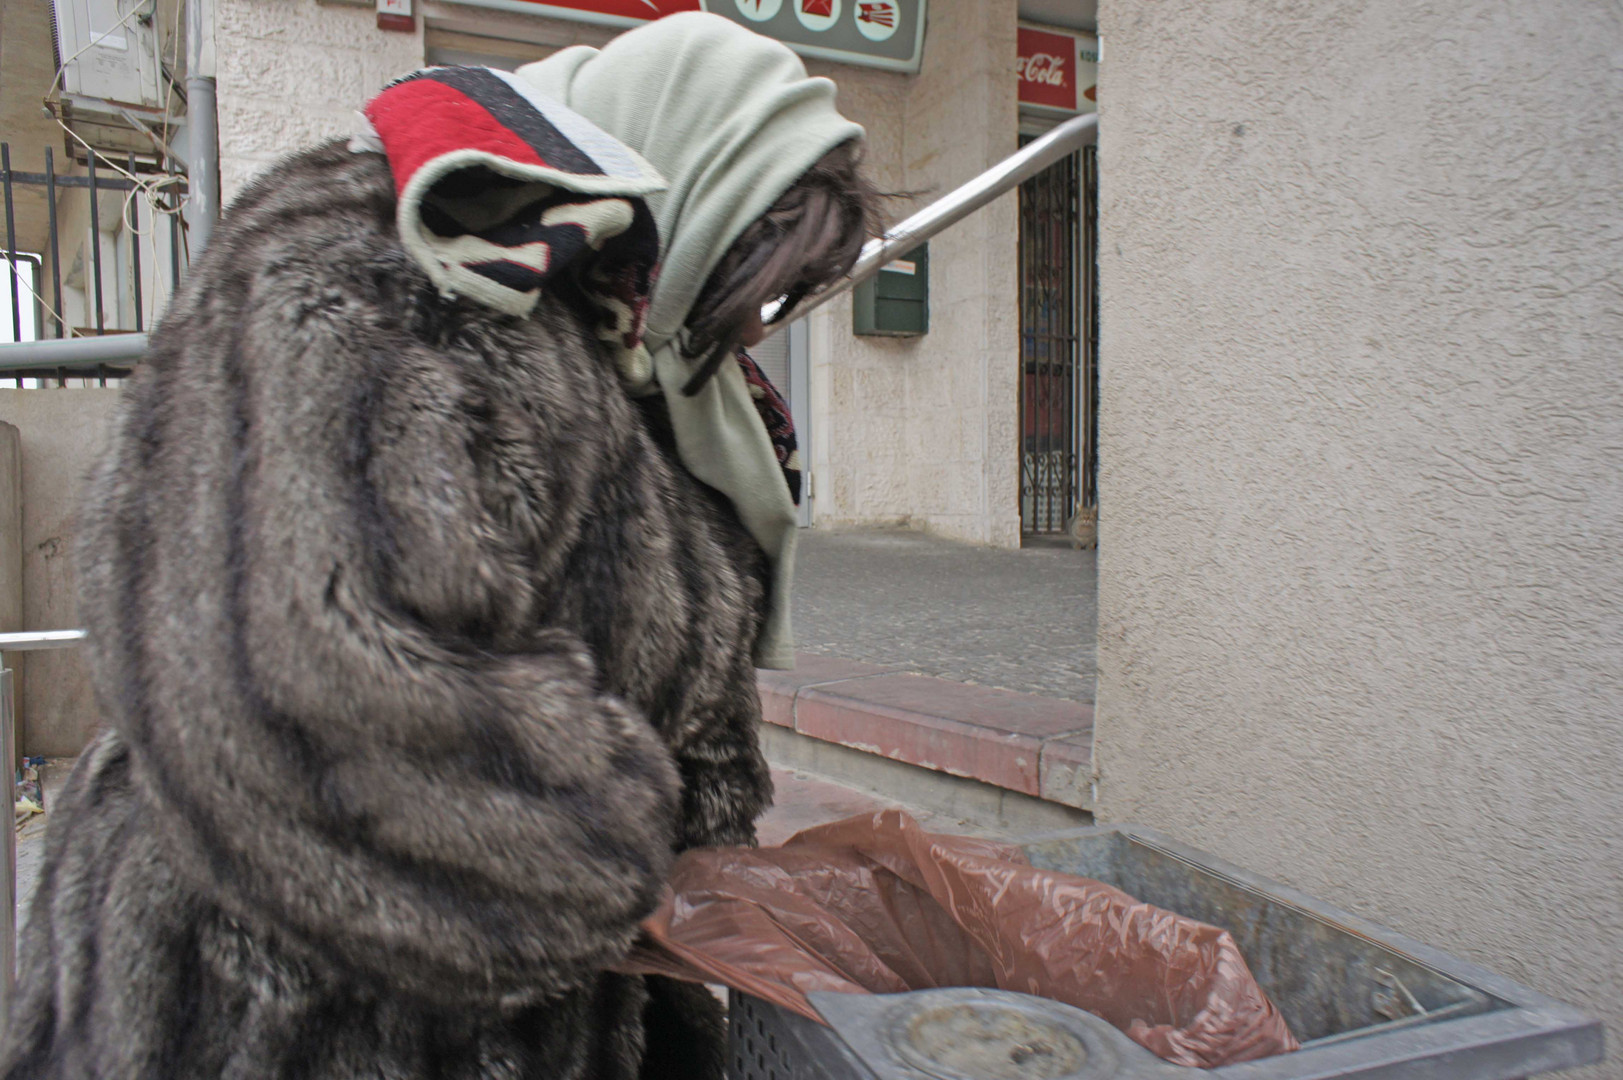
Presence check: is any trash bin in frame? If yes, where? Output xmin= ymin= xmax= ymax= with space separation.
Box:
xmin=725 ymin=824 xmax=1602 ymax=1080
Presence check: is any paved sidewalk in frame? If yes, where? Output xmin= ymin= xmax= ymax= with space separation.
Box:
xmin=792 ymin=528 xmax=1097 ymax=704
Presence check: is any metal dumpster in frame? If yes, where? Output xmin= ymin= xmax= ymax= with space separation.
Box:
xmin=726 ymin=824 xmax=1602 ymax=1080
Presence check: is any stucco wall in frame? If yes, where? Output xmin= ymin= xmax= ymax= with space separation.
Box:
xmin=807 ymin=0 xmax=1023 ymax=547
xmin=0 ymin=391 xmax=123 ymax=755
xmin=1 ymin=421 xmax=21 ymax=644
xmin=1094 ymin=1 xmax=1623 ymax=1069
xmin=215 ymin=0 xmax=425 ymax=201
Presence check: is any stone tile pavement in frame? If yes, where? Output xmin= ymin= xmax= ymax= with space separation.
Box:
xmin=791 ymin=527 xmax=1097 ymax=704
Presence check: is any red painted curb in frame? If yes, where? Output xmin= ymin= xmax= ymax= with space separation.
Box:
xmin=756 ymin=655 xmax=1094 ymax=808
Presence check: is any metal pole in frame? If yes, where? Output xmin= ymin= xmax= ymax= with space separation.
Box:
xmin=128 ymin=154 xmax=143 ymax=335
xmin=185 ymin=0 xmax=218 ymax=257
xmin=87 ymin=154 xmax=105 ymax=335
xmin=0 ymin=631 xmax=87 ymax=651
xmin=44 ymin=148 xmax=63 ymax=340
xmin=0 ymin=334 xmax=147 ymax=369
xmin=775 ymin=111 xmax=1099 ymax=332
xmin=2 ymin=145 xmax=20 ymax=345
xmin=170 ymin=198 xmax=180 ymax=290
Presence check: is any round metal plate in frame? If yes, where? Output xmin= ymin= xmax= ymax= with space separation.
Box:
xmin=882 ymin=996 xmax=1123 ymax=1080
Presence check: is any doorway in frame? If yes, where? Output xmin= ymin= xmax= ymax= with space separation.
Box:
xmin=1017 ymin=144 xmax=1098 ymax=540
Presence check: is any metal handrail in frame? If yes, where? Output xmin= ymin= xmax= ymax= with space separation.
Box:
xmin=0 ymin=628 xmax=85 ymax=1024
xmin=0 ymin=111 xmax=1097 ymax=369
xmin=0 ymin=335 xmax=147 ymax=370
xmin=0 ymin=630 xmax=87 ymax=651
xmin=782 ymin=110 xmax=1099 ymax=327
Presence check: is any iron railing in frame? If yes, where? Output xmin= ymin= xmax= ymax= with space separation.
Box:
xmin=0 ymin=142 xmax=188 ymax=386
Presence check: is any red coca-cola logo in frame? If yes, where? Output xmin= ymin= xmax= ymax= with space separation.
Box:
xmin=1017 ymin=26 xmax=1076 ymax=111
xmin=1020 ymin=52 xmax=1066 ymax=85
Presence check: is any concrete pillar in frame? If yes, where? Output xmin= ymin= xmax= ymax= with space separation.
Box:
xmin=0 ymin=422 xmax=21 ymax=759
xmin=0 ymin=389 xmax=122 ymax=755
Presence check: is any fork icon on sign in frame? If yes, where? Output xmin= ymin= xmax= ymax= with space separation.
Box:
xmin=857 ymin=1 xmax=895 ymax=27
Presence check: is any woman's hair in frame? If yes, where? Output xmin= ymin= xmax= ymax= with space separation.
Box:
xmin=680 ymin=140 xmax=882 ymax=395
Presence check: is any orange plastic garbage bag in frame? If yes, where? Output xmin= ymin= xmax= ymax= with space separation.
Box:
xmin=614 ymin=810 xmax=1298 ymax=1069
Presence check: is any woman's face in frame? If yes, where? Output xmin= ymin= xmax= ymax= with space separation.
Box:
xmin=738 ymin=307 xmax=768 ymax=348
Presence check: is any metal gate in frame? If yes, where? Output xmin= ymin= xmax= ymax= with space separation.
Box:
xmin=1018 ymin=145 xmax=1098 ymax=537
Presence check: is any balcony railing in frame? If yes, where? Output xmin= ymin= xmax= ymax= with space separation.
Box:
xmin=0 ymin=142 xmax=189 ymax=386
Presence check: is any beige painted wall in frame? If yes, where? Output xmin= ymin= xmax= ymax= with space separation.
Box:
xmin=1 ymin=422 xmax=21 ymax=635
xmin=806 ymin=0 xmax=1023 ymax=548
xmin=0 ymin=423 xmax=18 ymax=767
xmin=0 ymin=391 xmax=122 ymax=755
xmin=215 ymin=0 xmax=425 ymax=201
xmin=0 ymin=0 xmax=73 ymax=254
xmin=1094 ymin=1 xmax=1623 ymax=1069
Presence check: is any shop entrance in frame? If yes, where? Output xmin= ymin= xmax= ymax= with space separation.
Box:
xmin=1017 ymin=145 xmax=1098 ymax=540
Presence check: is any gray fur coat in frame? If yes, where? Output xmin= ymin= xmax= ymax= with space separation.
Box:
xmin=0 ymin=142 xmax=774 ymax=1079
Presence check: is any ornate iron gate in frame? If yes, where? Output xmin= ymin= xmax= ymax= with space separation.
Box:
xmin=1018 ymin=145 xmax=1097 ymax=537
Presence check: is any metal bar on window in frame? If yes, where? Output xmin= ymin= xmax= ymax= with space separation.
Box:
xmin=45 ymin=148 xmax=63 ymax=340
xmin=128 ymin=155 xmax=143 ymax=336
xmin=1 ymin=173 xmax=140 ymax=192
xmin=3 ymin=144 xmax=20 ymax=345
xmin=170 ymin=194 xmax=181 ymax=296
xmin=88 ymin=153 xmax=105 ymax=335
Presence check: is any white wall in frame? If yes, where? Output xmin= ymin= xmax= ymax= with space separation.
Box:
xmin=1094 ymin=2 xmax=1623 ymax=1071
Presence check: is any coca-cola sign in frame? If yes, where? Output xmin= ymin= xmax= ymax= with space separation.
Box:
xmin=1018 ymin=24 xmax=1098 ymax=114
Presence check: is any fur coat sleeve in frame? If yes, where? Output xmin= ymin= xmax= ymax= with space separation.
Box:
xmin=71 ymin=142 xmax=699 ymax=1009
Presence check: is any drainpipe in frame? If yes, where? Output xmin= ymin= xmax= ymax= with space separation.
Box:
xmin=185 ymin=0 xmax=218 ymax=255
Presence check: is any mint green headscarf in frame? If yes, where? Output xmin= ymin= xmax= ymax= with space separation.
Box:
xmin=517 ymin=13 xmax=864 ymax=670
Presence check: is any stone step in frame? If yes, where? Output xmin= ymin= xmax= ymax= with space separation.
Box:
xmin=757 ymin=654 xmax=1095 ymax=812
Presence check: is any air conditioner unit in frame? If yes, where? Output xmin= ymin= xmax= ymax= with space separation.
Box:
xmin=51 ymin=0 xmax=164 ymax=110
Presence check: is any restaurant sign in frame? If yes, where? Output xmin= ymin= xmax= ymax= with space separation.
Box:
xmin=439 ymin=0 xmax=929 ymax=73
xmin=1017 ymin=23 xmax=1098 ymax=115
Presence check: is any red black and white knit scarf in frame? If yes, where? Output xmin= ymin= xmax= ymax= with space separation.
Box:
xmin=359 ymin=66 xmax=801 ymax=502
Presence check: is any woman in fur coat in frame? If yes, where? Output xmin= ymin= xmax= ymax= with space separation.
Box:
xmin=0 ymin=14 xmax=876 ymax=1079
